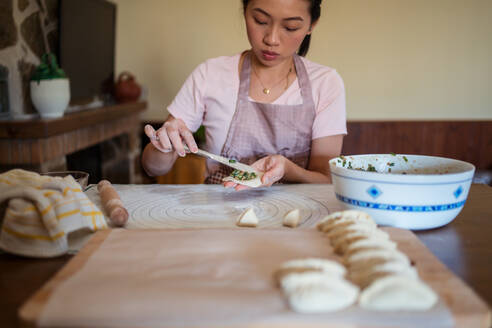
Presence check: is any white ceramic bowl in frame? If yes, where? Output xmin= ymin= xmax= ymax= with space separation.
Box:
xmin=329 ymin=154 xmax=475 ymax=230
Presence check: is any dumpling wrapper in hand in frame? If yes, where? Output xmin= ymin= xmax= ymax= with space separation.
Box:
xmin=223 ymin=172 xmax=264 ymax=188
xmin=236 ymin=207 xmax=258 ymax=227
xmin=283 ymin=209 xmax=301 ymax=228
xmin=359 ymin=275 xmax=438 ymax=311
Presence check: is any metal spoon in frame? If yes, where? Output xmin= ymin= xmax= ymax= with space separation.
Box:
xmin=151 ymin=134 xmax=258 ymax=173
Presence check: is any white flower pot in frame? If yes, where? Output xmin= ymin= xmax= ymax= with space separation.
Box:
xmin=30 ymin=78 xmax=70 ymax=118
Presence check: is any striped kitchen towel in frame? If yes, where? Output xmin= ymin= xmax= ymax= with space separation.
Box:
xmin=0 ymin=169 xmax=107 ymax=257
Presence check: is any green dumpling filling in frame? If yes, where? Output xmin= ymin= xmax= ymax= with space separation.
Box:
xmin=230 ymin=169 xmax=257 ymax=181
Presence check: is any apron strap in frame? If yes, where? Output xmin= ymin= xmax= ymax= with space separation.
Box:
xmin=293 ymin=54 xmax=315 ymax=115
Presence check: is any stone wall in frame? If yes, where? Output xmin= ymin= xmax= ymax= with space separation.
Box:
xmin=0 ymin=0 xmax=59 ymax=117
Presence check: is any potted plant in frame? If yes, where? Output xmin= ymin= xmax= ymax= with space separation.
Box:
xmin=30 ymin=53 xmax=70 ymax=118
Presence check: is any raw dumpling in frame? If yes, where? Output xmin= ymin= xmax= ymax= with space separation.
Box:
xmin=275 ymin=258 xmax=347 ymax=283
xmin=319 ymin=210 xmax=372 ymax=224
xmin=316 ymin=211 xmax=344 ymax=228
xmin=280 ymin=258 xmax=347 ymax=275
xmin=317 ymin=210 xmax=374 ymax=231
xmin=344 ymin=238 xmax=397 ymax=257
xmin=349 ymin=262 xmax=419 ymax=288
xmin=281 ymin=271 xmax=359 ymax=313
xmin=236 ymin=208 xmax=258 ymax=227
xmin=331 ymin=229 xmax=390 ymax=255
xmin=346 ymin=248 xmax=411 ymax=271
xmin=326 ymin=221 xmax=377 ymax=240
xmin=283 ymin=209 xmax=301 ymax=228
xmin=359 ymin=275 xmax=438 ymax=311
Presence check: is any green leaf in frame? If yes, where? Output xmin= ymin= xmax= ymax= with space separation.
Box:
xmin=31 ymin=53 xmax=67 ymax=82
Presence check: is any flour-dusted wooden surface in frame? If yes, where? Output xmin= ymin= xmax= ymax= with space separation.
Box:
xmin=85 ymin=184 xmax=344 ymax=229
xmin=19 ymin=228 xmax=490 ymax=328
xmin=18 ymin=231 xmax=110 ymax=328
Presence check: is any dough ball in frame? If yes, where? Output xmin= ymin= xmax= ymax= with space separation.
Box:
xmin=283 ymin=209 xmax=301 ymax=228
xmin=236 ymin=207 xmax=258 ymax=227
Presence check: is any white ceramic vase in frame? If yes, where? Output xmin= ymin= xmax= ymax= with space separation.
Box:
xmin=30 ymin=78 xmax=70 ymax=118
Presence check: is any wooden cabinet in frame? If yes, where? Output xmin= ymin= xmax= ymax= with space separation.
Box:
xmin=156 ymin=154 xmax=206 ymax=184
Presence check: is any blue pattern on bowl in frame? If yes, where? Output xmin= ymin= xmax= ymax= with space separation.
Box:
xmin=336 ymin=194 xmax=466 ymax=212
xmin=366 ymin=185 xmax=382 ymax=199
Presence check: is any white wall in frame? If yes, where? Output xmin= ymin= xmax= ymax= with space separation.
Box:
xmin=114 ymin=0 xmax=492 ymax=121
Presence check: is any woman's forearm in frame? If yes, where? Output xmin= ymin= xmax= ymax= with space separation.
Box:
xmin=282 ymin=135 xmax=344 ymax=184
xmin=283 ymin=159 xmax=332 ymax=184
xmin=141 ymin=143 xmax=179 ymax=177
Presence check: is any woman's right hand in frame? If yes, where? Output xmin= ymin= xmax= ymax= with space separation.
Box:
xmin=144 ymin=115 xmax=198 ymax=157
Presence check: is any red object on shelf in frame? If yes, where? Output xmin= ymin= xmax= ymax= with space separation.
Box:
xmin=114 ymin=72 xmax=141 ymax=103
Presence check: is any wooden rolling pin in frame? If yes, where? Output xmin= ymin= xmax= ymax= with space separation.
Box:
xmin=97 ymin=180 xmax=128 ymax=227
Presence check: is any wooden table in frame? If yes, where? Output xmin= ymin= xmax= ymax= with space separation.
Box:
xmin=1 ymin=184 xmax=491 ymax=327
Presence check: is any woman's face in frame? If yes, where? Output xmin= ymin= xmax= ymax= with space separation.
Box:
xmin=244 ymin=0 xmax=314 ymax=66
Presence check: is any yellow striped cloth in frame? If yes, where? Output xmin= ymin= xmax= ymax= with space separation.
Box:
xmin=0 ymin=169 xmax=107 ymax=257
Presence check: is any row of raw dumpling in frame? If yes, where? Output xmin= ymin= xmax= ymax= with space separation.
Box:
xmin=274 ymin=258 xmax=359 ymax=313
xmin=317 ymin=210 xmax=438 ymax=311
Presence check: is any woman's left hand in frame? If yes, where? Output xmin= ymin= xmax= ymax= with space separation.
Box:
xmin=223 ymin=155 xmax=288 ymax=191
xmin=253 ymin=154 xmax=288 ymax=186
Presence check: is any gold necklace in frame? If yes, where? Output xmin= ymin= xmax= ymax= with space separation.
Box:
xmin=252 ymin=59 xmax=293 ymax=95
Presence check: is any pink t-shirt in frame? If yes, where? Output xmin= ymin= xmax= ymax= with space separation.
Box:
xmin=167 ymin=53 xmax=347 ymax=173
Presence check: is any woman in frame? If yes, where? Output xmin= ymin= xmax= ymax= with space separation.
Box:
xmin=142 ymin=0 xmax=346 ymax=189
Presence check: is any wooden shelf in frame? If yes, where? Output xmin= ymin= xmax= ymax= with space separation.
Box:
xmin=0 ymin=101 xmax=147 ymax=184
xmin=0 ymin=101 xmax=146 ymax=139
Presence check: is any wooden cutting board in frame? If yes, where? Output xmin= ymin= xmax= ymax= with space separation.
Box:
xmin=19 ymin=228 xmax=491 ymax=328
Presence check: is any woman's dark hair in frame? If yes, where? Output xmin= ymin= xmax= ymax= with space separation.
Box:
xmin=242 ymin=0 xmax=322 ymax=57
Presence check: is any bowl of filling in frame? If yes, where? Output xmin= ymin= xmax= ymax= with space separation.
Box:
xmin=329 ymin=154 xmax=475 ymax=230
